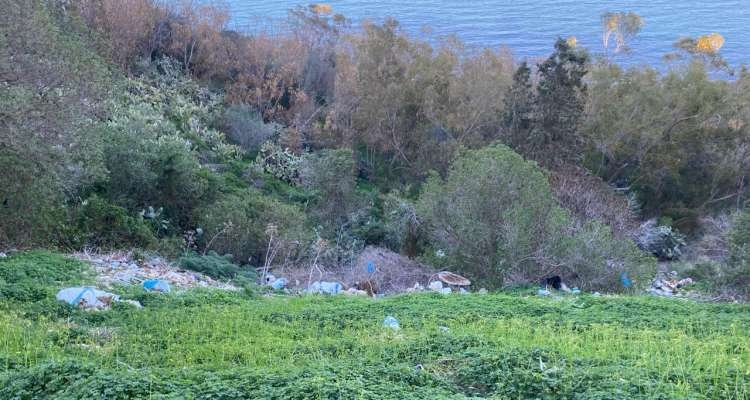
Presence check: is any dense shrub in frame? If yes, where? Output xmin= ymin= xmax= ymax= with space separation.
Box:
xmin=197 ymin=189 xmax=310 ymax=265
xmin=300 ymin=148 xmax=359 ymax=230
xmin=0 ymin=0 xmax=111 ymax=248
xmin=74 ymin=196 xmax=156 ymax=250
xmin=418 ymin=145 xmax=653 ymax=290
xmin=417 ymin=145 xmax=569 ymax=287
xmin=636 ymin=220 xmax=687 ymax=260
xmin=221 ymin=104 xmax=278 ymax=154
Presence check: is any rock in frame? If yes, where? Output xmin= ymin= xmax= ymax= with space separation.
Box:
xmin=383 ymin=316 xmax=400 ymax=330
xmin=56 ymin=287 xmax=119 ymax=309
xmin=478 ymin=288 xmax=488 ymax=294
xmin=428 ymin=281 xmax=444 ymax=291
xmin=459 ymin=288 xmax=469 ymax=295
xmin=439 ymin=287 xmax=452 ymax=295
xmin=0 ymin=252 xmax=7 ymax=258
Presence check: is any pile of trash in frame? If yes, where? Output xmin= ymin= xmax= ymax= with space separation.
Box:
xmin=648 ymin=271 xmax=694 ymax=297
xmin=73 ymin=251 xmax=237 ymax=290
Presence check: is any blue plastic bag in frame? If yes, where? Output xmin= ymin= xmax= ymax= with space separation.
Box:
xmin=143 ymin=279 xmax=171 ymax=293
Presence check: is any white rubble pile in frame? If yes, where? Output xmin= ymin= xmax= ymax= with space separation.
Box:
xmin=73 ymin=251 xmax=237 ymax=290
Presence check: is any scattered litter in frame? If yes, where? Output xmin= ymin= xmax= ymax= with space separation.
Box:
xmin=459 ymin=288 xmax=469 ymax=295
xmin=366 ymin=260 xmax=376 ymax=274
xmin=308 ymin=281 xmax=343 ymax=295
xmin=270 ymin=278 xmax=288 ymax=290
xmin=436 ymin=271 xmax=471 ymax=287
xmin=571 ymin=287 xmax=581 ymax=295
xmin=406 ymin=283 xmax=425 ymax=293
xmin=620 ymin=271 xmax=632 ymax=288
xmin=428 ymin=281 xmax=444 ymax=291
xmin=438 ymin=326 xmax=450 ymax=333
xmin=343 ymin=287 xmax=368 ymax=296
xmin=538 ymin=288 xmax=551 ymax=297
xmin=143 ymin=279 xmax=171 ymax=293
xmin=592 ymin=292 xmax=601 ymax=297
xmin=73 ymin=251 xmax=237 ymax=290
xmin=414 ymin=364 xmax=423 ymax=371
xmin=439 ymin=287 xmax=452 ymax=295
xmin=478 ymin=288 xmax=488 ymax=294
xmin=383 ymin=316 xmax=400 ymax=330
xmin=0 ymin=252 xmax=6 ymax=258
xmin=56 ymin=287 xmax=119 ymax=310
xmin=648 ymin=272 xmax=694 ymax=297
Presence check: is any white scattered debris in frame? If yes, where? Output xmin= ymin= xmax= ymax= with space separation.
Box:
xmin=72 ymin=251 xmax=237 ymax=290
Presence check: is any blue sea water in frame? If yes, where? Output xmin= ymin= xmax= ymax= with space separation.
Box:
xmin=223 ymin=0 xmax=748 ymax=68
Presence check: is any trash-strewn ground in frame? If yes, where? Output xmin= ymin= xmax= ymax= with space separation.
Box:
xmin=2 ymin=251 xmax=749 ymax=399
xmin=73 ymin=250 xmax=237 ymax=290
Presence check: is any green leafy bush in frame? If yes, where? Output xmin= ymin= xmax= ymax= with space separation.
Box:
xmin=418 ymin=144 xmax=652 ymax=290
xmin=75 ymin=196 xmax=156 ymax=250
xmin=417 ymin=144 xmax=570 ymax=287
xmin=300 ymin=148 xmax=359 ymax=230
xmin=197 ymin=189 xmax=310 ymax=265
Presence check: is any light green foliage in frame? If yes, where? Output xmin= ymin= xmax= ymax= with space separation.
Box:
xmin=255 ymin=141 xmax=304 ymax=184
xmin=0 ymin=253 xmax=748 ymax=398
xmin=418 ymin=145 xmax=569 ymax=286
xmin=197 ymin=189 xmax=310 ymax=265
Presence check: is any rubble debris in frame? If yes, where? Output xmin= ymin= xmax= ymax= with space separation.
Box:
xmin=383 ymin=316 xmax=400 ymax=330
xmin=73 ymin=251 xmax=237 ymax=290
xmin=437 ymin=271 xmax=471 ymax=286
xmin=428 ymin=281 xmax=444 ymax=291
xmin=648 ymin=272 xmax=695 ymax=297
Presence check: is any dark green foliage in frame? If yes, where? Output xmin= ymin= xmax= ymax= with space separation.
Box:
xmin=503 ymin=61 xmax=535 ymax=154
xmin=179 ymin=252 xmax=257 ymax=283
xmin=74 ymin=196 xmax=156 ymax=250
xmin=300 ymin=148 xmax=359 ymax=230
xmin=197 ymin=189 xmax=310 ymax=264
xmin=532 ymin=38 xmax=589 ymax=163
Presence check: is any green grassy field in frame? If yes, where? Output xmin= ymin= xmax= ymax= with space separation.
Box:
xmin=1 ymin=252 xmax=749 ymax=399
